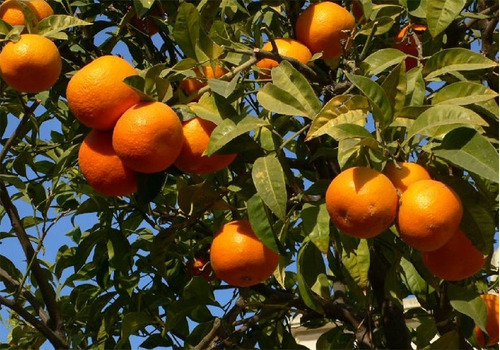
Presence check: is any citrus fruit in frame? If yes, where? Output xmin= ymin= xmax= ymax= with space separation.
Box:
xmin=422 ymin=229 xmax=485 ymax=281
xmin=188 ymin=255 xmax=213 ymax=281
xmin=325 ymin=167 xmax=398 ymax=238
xmin=174 ymin=117 xmax=236 ymax=174
xmin=180 ymin=65 xmax=228 ymax=99
xmin=112 ymin=101 xmax=183 ymax=174
xmin=397 ymin=180 xmax=463 ymax=251
xmin=393 ymin=24 xmax=427 ymax=70
xmin=475 ymin=294 xmax=499 ymax=347
xmin=78 ymin=130 xmax=138 ymax=197
xmin=210 ymin=220 xmax=280 ymax=287
xmin=352 ymin=0 xmax=365 ymax=23
xmin=0 ymin=0 xmax=53 ymax=26
xmin=0 ymin=34 xmax=61 ymax=93
xmin=66 ymin=55 xmax=141 ymax=130
xmin=383 ymin=161 xmax=431 ymax=194
xmin=256 ymin=38 xmax=312 ymax=76
xmin=296 ymin=1 xmax=355 ymax=60
xmin=129 ymin=4 xmax=165 ymax=36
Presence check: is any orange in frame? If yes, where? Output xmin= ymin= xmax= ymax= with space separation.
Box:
xmin=112 ymin=101 xmax=183 ymax=174
xmin=78 ymin=130 xmax=138 ymax=196
xmin=383 ymin=161 xmax=431 ymax=194
xmin=475 ymin=294 xmax=499 ymax=347
xmin=174 ymin=117 xmax=236 ymax=174
xmin=187 ymin=255 xmax=213 ymax=281
xmin=180 ymin=65 xmax=228 ymax=98
xmin=422 ymin=229 xmax=485 ymax=281
xmin=393 ymin=24 xmax=427 ymax=70
xmin=0 ymin=34 xmax=61 ymax=93
xmin=129 ymin=4 xmax=165 ymax=36
xmin=296 ymin=1 xmax=355 ymax=60
xmin=210 ymin=220 xmax=280 ymax=287
xmin=397 ymin=180 xmax=463 ymax=252
xmin=325 ymin=167 xmax=398 ymax=238
xmin=66 ymin=55 xmax=141 ymax=130
xmin=0 ymin=0 xmax=53 ymax=26
xmin=352 ymin=0 xmax=365 ymax=23
xmin=256 ymin=38 xmax=312 ymax=76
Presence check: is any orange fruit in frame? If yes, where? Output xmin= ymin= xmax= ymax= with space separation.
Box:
xmin=296 ymin=1 xmax=355 ymax=60
xmin=66 ymin=55 xmax=141 ymax=131
xmin=325 ymin=167 xmax=398 ymax=238
xmin=112 ymin=101 xmax=183 ymax=174
xmin=129 ymin=4 xmax=165 ymax=36
xmin=210 ymin=220 xmax=280 ymax=287
xmin=352 ymin=0 xmax=365 ymax=23
xmin=393 ymin=24 xmax=427 ymax=70
xmin=0 ymin=0 xmax=53 ymax=26
xmin=397 ymin=180 xmax=463 ymax=252
xmin=256 ymin=38 xmax=312 ymax=76
xmin=422 ymin=229 xmax=485 ymax=281
xmin=78 ymin=130 xmax=138 ymax=196
xmin=0 ymin=34 xmax=61 ymax=93
xmin=475 ymin=294 xmax=499 ymax=347
xmin=383 ymin=161 xmax=431 ymax=194
xmin=188 ymin=255 xmax=213 ymax=281
xmin=174 ymin=117 xmax=236 ymax=174
xmin=180 ymin=65 xmax=228 ymax=98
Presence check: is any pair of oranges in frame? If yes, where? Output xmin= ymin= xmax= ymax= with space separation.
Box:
xmin=0 ymin=0 xmax=61 ymax=93
xmin=325 ymin=163 xmax=485 ymax=282
xmin=68 ymin=56 xmax=237 ymax=197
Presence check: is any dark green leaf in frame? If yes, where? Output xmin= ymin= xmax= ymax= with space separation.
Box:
xmin=247 ymin=194 xmax=280 ymax=252
xmin=301 ymin=202 xmax=330 ymax=254
xmin=297 ymin=240 xmax=324 ymax=313
xmin=173 ymin=3 xmax=201 ymax=60
xmin=426 ymin=0 xmax=466 ymax=37
xmin=448 ymin=284 xmax=487 ymax=332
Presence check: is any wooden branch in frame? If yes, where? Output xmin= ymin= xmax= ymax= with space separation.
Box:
xmin=0 ymin=295 xmax=68 ymax=349
xmin=0 ymin=267 xmax=49 ymax=324
xmin=0 ymin=181 xmax=66 ymax=345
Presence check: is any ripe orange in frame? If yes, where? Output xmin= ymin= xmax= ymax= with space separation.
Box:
xmin=352 ymin=0 xmax=365 ymax=23
xmin=112 ymin=101 xmax=183 ymax=174
xmin=397 ymin=180 xmax=463 ymax=252
xmin=174 ymin=117 xmax=236 ymax=174
xmin=188 ymin=255 xmax=213 ymax=281
xmin=393 ymin=24 xmax=427 ymax=70
xmin=325 ymin=167 xmax=398 ymax=238
xmin=78 ymin=130 xmax=138 ymax=196
xmin=256 ymin=38 xmax=312 ymax=76
xmin=0 ymin=34 xmax=61 ymax=93
xmin=422 ymin=229 xmax=485 ymax=281
xmin=180 ymin=65 xmax=228 ymax=98
xmin=66 ymin=55 xmax=141 ymax=130
xmin=0 ymin=0 xmax=53 ymax=26
xmin=210 ymin=220 xmax=280 ymax=287
xmin=296 ymin=1 xmax=355 ymax=60
xmin=383 ymin=161 xmax=431 ymax=194
xmin=475 ymin=294 xmax=499 ymax=347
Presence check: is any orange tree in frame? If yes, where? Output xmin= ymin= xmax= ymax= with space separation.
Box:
xmin=0 ymin=0 xmax=498 ymax=349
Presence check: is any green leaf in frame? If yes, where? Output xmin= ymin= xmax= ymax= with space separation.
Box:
xmin=425 ymin=331 xmax=460 ymax=350
xmin=257 ymin=61 xmax=321 ymax=119
xmin=342 ymin=239 xmax=370 ymax=289
xmin=361 ymin=48 xmax=406 ymax=76
xmin=205 ymin=115 xmax=268 ymax=155
xmin=423 ymin=48 xmax=498 ymax=79
xmin=252 ymin=155 xmax=287 ymax=220
xmin=381 ymin=62 xmax=407 ymax=116
xmin=207 ymin=74 xmax=237 ymax=99
xmin=38 ymin=15 xmax=91 ymax=39
xmin=405 ymin=67 xmax=426 ymax=106
xmin=306 ymin=95 xmax=369 ymax=140
xmin=301 ymin=202 xmax=330 ymax=254
xmin=432 ymin=82 xmax=499 ymax=106
xmin=406 ymin=105 xmax=487 ymax=140
xmin=323 ymin=123 xmax=375 ymax=141
xmin=432 ymin=128 xmax=499 ymax=183
xmin=357 ymin=16 xmax=395 ymax=36
xmin=121 ymin=312 xmax=153 ymax=341
xmin=426 ymin=0 xmax=466 ymax=37
xmin=448 ymin=284 xmax=487 ymax=332
xmin=400 ymin=257 xmax=428 ymax=300
xmin=346 ymin=73 xmax=393 ymax=128
xmin=297 ymin=241 xmax=324 ymax=313
xmin=247 ymin=194 xmax=280 ymax=252
xmin=173 ymin=3 xmax=201 ymax=60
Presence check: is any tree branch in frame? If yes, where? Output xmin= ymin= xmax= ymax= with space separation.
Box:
xmin=0 ymin=181 xmax=66 ymax=347
xmin=0 ymin=295 xmax=68 ymax=349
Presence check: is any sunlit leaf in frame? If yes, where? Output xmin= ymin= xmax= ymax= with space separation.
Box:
xmin=252 ymin=155 xmax=287 ymax=220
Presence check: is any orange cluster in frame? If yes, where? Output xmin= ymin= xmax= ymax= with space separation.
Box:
xmin=68 ymin=56 xmax=236 ymax=197
xmin=325 ymin=162 xmax=485 ymax=282
xmin=0 ymin=1 xmax=60 ymax=93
